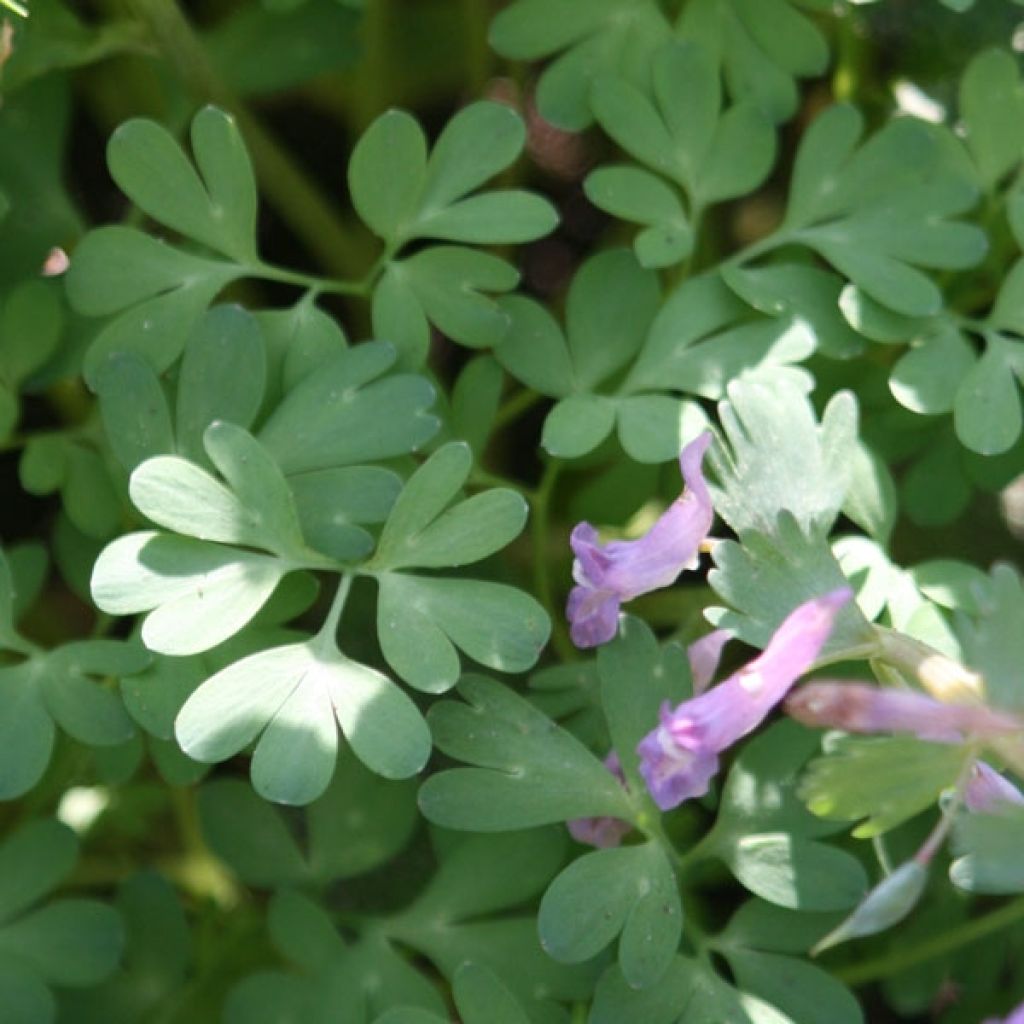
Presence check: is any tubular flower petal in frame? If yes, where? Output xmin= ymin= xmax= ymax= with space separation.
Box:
xmin=687 ymin=629 xmax=732 ymax=695
xmin=637 ymin=588 xmax=852 ymax=811
xmin=965 ymin=761 xmax=1024 ymax=814
xmin=785 ymin=683 xmax=1021 ymax=744
xmin=566 ymin=752 xmax=632 ymax=848
xmin=566 ymin=432 xmax=714 ymax=649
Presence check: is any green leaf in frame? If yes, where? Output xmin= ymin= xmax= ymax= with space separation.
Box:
xmin=128 ymin=432 xmax=306 ymax=560
xmin=258 ymin=341 xmax=439 ymax=474
xmin=718 ymin=898 xmax=842 ymax=956
xmin=538 ymin=841 xmax=681 ymax=989
xmin=722 ymin=263 xmax=865 ymax=360
xmin=799 ymin=734 xmax=970 ymax=838
xmin=723 ymin=948 xmax=864 ymax=1024
xmin=372 ymin=265 xmax=432 ymax=369
xmin=372 ymin=443 xmax=527 ymax=570
xmin=94 ymin=352 xmax=175 ymax=473
xmin=419 ymin=675 xmax=635 ymax=831
xmin=625 ymin=273 xmax=814 ymax=397
xmin=289 ymin=466 xmax=400 ymax=563
xmin=708 ymin=515 xmax=872 ymax=655
xmin=449 ymin=355 xmax=502 ymax=457
xmin=616 ymin=394 xmax=708 ymax=463
xmin=680 ymin=0 xmax=827 ymax=123
xmin=889 ymin=320 xmax=976 ymax=415
xmin=107 ymin=106 xmax=258 ymax=262
xmin=422 ymin=102 xmax=525 ymax=210
xmin=451 ymin=963 xmax=531 ymax=1024
xmin=910 ymin=559 xmax=990 ymax=615
xmin=541 ymin=394 xmax=616 ymax=458
xmin=584 ymin=166 xmax=692 ymax=268
xmin=256 ymin=295 xmax=348 ymax=401
xmin=198 ymin=779 xmax=307 ymax=886
xmin=91 ymin=532 xmax=286 ymax=655
xmin=960 ymin=48 xmax=1024 ymax=189
xmin=782 ymin=107 xmax=986 ymax=316
xmin=592 ymin=41 xmax=776 ymax=210
xmin=0 ymin=820 xmax=76 ymax=923
xmin=37 ymin=643 xmax=137 ymax=747
xmin=951 ymin=804 xmax=1024 ymax=893
xmin=838 ymin=284 xmax=927 ymax=344
xmin=377 ymin=576 xmax=549 ymax=691
xmin=567 ymin=248 xmax=661 ymax=390
xmin=305 ymin=747 xmax=418 ymax=883
xmin=597 ymin=616 xmax=691 ymax=796
xmin=417 ymin=191 xmax=557 ymax=246
xmin=957 ymin=564 xmax=1024 ymax=712
xmin=901 ymin=431 xmax=971 ymax=527
xmin=0 ymin=665 xmax=56 ymax=799
xmin=393 ymin=246 xmax=519 ymax=349
xmin=0 ymin=900 xmax=123 ymax=986
xmin=494 ymin=297 xmax=575 ymax=398
xmin=709 ymin=376 xmax=859 ymax=538
xmin=177 ymin=638 xmax=430 ymax=804
xmin=841 ymin=441 xmax=897 ymax=545
xmin=591 ymin=955 xmax=785 ymax=1024
xmin=489 ymin=0 xmax=672 ymax=131
xmin=348 ymin=110 xmax=427 ymax=243
xmin=0 ymin=960 xmax=54 ymax=1024
xmin=175 ymin=305 xmax=267 ymax=467
xmin=0 ymin=280 xmax=62 ymax=392
xmin=952 ymin=334 xmax=1022 ymax=455
xmin=724 ymin=833 xmax=866 ymax=911
xmin=67 ymin=227 xmax=241 ymax=386
xmin=206 ymin=0 xmax=360 ymax=94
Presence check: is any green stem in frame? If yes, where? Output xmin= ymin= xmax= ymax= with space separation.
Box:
xmin=127 ymin=0 xmax=364 ymax=279
xmin=469 ymin=467 xmax=538 ymax=503
xmin=531 ymin=460 xmax=575 ymax=662
xmin=251 ymin=261 xmax=368 ymax=297
xmin=834 ymin=895 xmax=1024 ymax=987
xmin=317 ymin=574 xmax=354 ymax=650
xmin=494 ymin=388 xmax=543 ymax=430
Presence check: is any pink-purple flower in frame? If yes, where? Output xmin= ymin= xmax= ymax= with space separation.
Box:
xmin=785 ymin=683 xmax=1021 ymax=744
xmin=637 ymin=588 xmax=852 ymax=811
xmin=965 ymin=761 xmax=1024 ymax=814
xmin=566 ymin=432 xmax=714 ymax=649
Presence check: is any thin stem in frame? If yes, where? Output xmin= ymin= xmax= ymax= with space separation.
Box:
xmin=251 ymin=261 xmax=368 ymax=297
xmin=834 ymin=895 xmax=1024 ymax=987
xmin=494 ymin=388 xmax=543 ymax=430
xmin=531 ymin=459 xmax=575 ymax=662
xmin=317 ymin=574 xmax=354 ymax=651
xmin=468 ymin=467 xmax=538 ymax=503
xmin=127 ymin=0 xmax=365 ymax=279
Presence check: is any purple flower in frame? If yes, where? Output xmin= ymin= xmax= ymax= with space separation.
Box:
xmin=965 ymin=761 xmax=1024 ymax=814
xmin=687 ymin=628 xmax=732 ymax=695
xmin=566 ymin=432 xmax=714 ymax=649
xmin=638 ymin=588 xmax=852 ymax=811
xmin=567 ymin=752 xmax=632 ymax=848
xmin=785 ymin=683 xmax=1021 ymax=744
